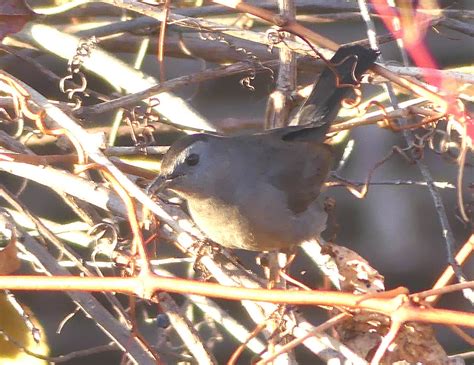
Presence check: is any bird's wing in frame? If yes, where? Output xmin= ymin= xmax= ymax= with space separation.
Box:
xmin=266 ymin=141 xmax=334 ymax=214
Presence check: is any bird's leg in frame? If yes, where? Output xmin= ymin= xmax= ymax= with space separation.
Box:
xmin=191 ymin=239 xmax=222 ymax=279
xmin=321 ymin=197 xmax=339 ymax=243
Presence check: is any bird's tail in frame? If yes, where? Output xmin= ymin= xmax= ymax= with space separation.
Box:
xmin=295 ymin=44 xmax=379 ymax=136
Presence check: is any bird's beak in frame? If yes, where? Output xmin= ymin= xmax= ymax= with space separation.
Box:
xmin=146 ymin=172 xmax=182 ymax=195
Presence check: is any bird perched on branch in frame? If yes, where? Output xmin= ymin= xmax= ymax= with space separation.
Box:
xmin=154 ymin=45 xmax=379 ymax=251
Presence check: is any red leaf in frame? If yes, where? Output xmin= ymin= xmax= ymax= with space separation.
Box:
xmin=0 ymin=0 xmax=36 ymax=41
xmin=467 ymin=117 xmax=474 ymax=144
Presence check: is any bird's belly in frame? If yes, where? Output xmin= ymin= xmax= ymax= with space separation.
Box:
xmin=187 ymin=194 xmax=327 ymax=251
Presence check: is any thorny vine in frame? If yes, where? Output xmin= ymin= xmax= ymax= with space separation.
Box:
xmin=0 ymin=0 xmax=473 ymax=364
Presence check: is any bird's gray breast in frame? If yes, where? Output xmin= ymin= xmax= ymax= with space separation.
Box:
xmin=186 ymin=180 xmax=327 ymax=251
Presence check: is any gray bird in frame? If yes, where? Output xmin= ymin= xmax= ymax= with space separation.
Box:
xmin=156 ymin=45 xmax=379 ymax=251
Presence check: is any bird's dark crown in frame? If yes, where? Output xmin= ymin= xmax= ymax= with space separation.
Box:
xmin=160 ymin=133 xmax=210 ymax=174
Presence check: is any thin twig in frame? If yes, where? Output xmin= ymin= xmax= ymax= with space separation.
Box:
xmin=158 ymin=0 xmax=171 ymax=83
xmin=17 ymin=233 xmax=158 ymax=364
xmin=157 ymin=292 xmax=217 ymax=364
xmin=77 ymin=59 xmax=276 ymax=117
xmin=426 ymin=234 xmax=474 ymax=304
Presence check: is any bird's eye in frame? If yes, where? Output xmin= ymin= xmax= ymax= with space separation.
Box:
xmin=185 ymin=153 xmax=199 ymax=166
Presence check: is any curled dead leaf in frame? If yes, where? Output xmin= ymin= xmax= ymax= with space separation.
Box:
xmin=0 ymin=217 xmax=20 ymax=274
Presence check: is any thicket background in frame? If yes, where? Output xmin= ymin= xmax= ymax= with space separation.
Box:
xmin=0 ymin=0 xmax=473 ymax=364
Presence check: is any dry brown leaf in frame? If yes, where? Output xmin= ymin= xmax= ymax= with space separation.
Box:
xmin=323 ymin=243 xmax=385 ymax=293
xmin=0 ymin=219 xmax=20 ymax=274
